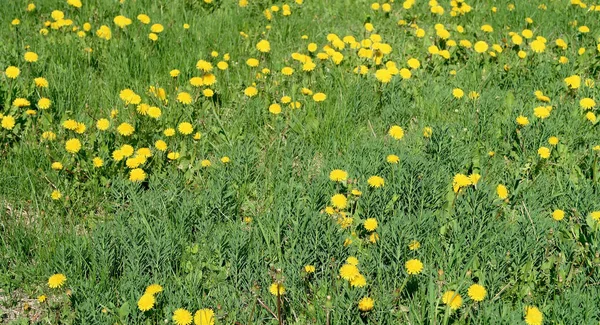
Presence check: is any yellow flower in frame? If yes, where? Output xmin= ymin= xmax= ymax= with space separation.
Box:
xmin=329 ymin=169 xmax=348 ymax=182
xmin=269 ymin=283 xmax=285 ymax=296
xmin=201 ymin=159 xmax=211 ymax=167
xmin=474 ymin=41 xmax=489 ymax=53
xmin=51 ymin=162 xmax=63 ymax=170
xmin=38 ymin=98 xmax=51 ymax=109
xmin=24 ymin=52 xmax=39 ymax=62
xmin=256 ymin=39 xmax=271 ymax=52
xmin=408 ymin=240 xmax=420 ymax=250
xmin=339 ymin=263 xmax=359 ymax=280
xmin=442 ymin=291 xmax=462 ymax=310
xmin=170 ymin=69 xmax=181 ymax=77
xmin=405 ymin=259 xmax=424 ymax=275
xmin=37 ymin=295 xmax=46 ymax=303
xmin=281 ymin=67 xmax=294 ymax=76
xmin=364 ymin=218 xmax=378 ymax=231
xmin=1 ymin=116 xmax=16 ymax=130
xmin=93 ymin=157 xmax=104 ymax=168
xmin=150 ymin=24 xmax=164 ymax=33
xmin=590 ymin=211 xmax=600 ymax=221
xmin=533 ymin=106 xmax=551 ymax=119
xmin=538 ymin=147 xmax=550 ymax=159
xmin=178 ymin=122 xmax=194 ymax=135
xmin=375 ymin=69 xmax=392 ymax=83
xmin=313 ymin=93 xmax=327 ymax=102
xmin=51 ymin=190 xmax=62 ymax=200
xmin=65 ymin=138 xmax=82 ymax=154
xmin=552 ymin=209 xmax=565 ymax=221
xmin=580 ymin=98 xmax=596 ymax=109
xmin=304 ymin=265 xmax=316 ymax=273
xmin=368 ymin=176 xmax=384 ymax=188
xmin=269 ymin=103 xmax=281 ymax=115
xmin=117 ymin=123 xmax=135 ymax=136
xmin=548 ymin=136 xmax=559 ymax=146
xmin=350 ymin=273 xmax=367 ymax=287
xmin=177 ymin=92 xmax=193 ymax=104
xmin=137 ymin=14 xmax=151 ymax=24
xmin=496 ymin=184 xmax=508 ymax=200
xmin=196 ymin=60 xmax=212 ymax=72
xmin=564 ymin=75 xmax=581 ymax=89
xmin=221 ymin=156 xmax=231 ymax=163
xmin=129 ymin=168 xmax=146 ymax=182
xmin=388 ymin=125 xmax=404 ymax=139
xmin=387 ymin=154 xmax=400 ymax=163
xmin=516 ymin=115 xmax=529 ymax=126
xmin=358 ymin=297 xmax=374 ymax=312
xmin=452 ymin=88 xmax=464 ymax=98
xmin=168 ymin=152 xmax=181 ymax=160
xmin=331 ymin=194 xmax=347 ymax=209
xmin=137 ymin=294 xmax=155 ymax=312
xmin=524 ymin=306 xmax=543 ymax=325
xmin=467 ymin=284 xmax=486 ymax=301
xmin=194 ymin=309 xmax=215 ymax=325
xmin=48 ymin=273 xmax=67 ymax=288
xmin=173 ymin=309 xmax=193 ymax=325
xmin=244 ymin=87 xmax=258 ymax=97
xmin=5 ymin=66 xmax=20 ymax=79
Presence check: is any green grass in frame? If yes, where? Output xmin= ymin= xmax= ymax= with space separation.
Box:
xmin=1 ymin=0 xmax=600 ymax=324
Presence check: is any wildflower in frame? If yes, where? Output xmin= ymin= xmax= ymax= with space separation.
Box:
xmin=150 ymin=24 xmax=164 ymax=33
xmin=173 ymin=309 xmax=193 ymax=325
xmin=34 ymin=77 xmax=49 ymax=87
xmin=408 ymin=240 xmax=420 ymax=250
xmin=65 ymin=138 xmax=82 ymax=154
xmin=201 ymin=159 xmax=211 ymax=167
xmin=177 ymin=92 xmax=193 ymax=104
xmin=329 ymin=169 xmax=348 ymax=182
xmin=474 ymin=41 xmax=488 ymax=53
xmin=516 ymin=116 xmax=529 ymax=126
xmin=580 ymin=98 xmax=596 ymax=109
xmin=496 ymin=184 xmax=508 ymax=200
xmin=117 ymin=123 xmax=135 ymax=136
xmin=137 ymin=294 xmax=155 ymax=312
xmin=375 ymin=69 xmax=392 ymax=83
xmin=538 ymin=147 xmax=550 ymax=159
xmin=405 ymin=259 xmax=424 ymax=275
xmin=194 ymin=309 xmax=215 ymax=325
xmin=244 ymin=87 xmax=258 ymax=97
xmin=350 ymin=273 xmax=367 ymax=287
xmin=346 ymin=256 xmax=359 ymax=266
xmin=24 ymin=52 xmax=38 ymax=62
xmin=37 ymin=295 xmax=46 ymax=303
xmin=269 ymin=283 xmax=285 ymax=296
xmin=331 ymin=194 xmax=347 ymax=209
xmin=93 ymin=157 xmax=104 ymax=168
xmin=524 ymin=306 xmax=543 ymax=325
xmin=564 ymin=75 xmax=581 ymax=89
xmin=364 ymin=218 xmax=377 ymax=231
xmin=387 ymin=154 xmax=400 ymax=163
xmin=358 ymin=297 xmax=374 ymax=312
xmin=313 ymin=93 xmax=326 ymax=102
xmin=388 ymin=125 xmax=404 ymax=139
xmin=48 ymin=274 xmax=67 ymax=288
xmin=38 ymin=98 xmax=51 ymax=109
xmin=51 ymin=190 xmax=62 ymax=200
xmin=256 ymin=40 xmax=271 ymax=52
xmin=442 ymin=291 xmax=463 ymax=310
xmin=1 ymin=116 xmax=16 ymax=130
xmin=467 ymin=284 xmax=486 ymax=301
xmin=269 ymin=103 xmax=281 ymax=115
xmin=552 ymin=209 xmax=565 ymax=221
xmin=452 ymin=88 xmax=464 ymax=98
xmin=5 ymin=66 xmax=20 ymax=79
xmin=368 ymin=176 xmax=384 ymax=188
xmin=178 ymin=122 xmax=193 ymax=135
xmin=304 ymin=265 xmax=316 ymax=273
xmin=339 ymin=264 xmax=359 ymax=280
xmin=129 ymin=168 xmax=146 ymax=182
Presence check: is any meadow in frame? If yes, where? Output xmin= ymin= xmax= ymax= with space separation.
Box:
xmin=1 ymin=0 xmax=600 ymax=324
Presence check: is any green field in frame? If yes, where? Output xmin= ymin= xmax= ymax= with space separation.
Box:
xmin=1 ymin=0 xmax=600 ymax=324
